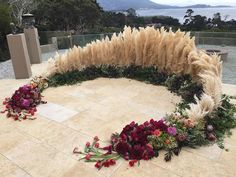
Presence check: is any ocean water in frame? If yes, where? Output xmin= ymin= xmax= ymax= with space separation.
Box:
xmin=137 ymin=7 xmax=236 ymax=23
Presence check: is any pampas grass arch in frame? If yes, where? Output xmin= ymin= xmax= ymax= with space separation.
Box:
xmin=46 ymin=26 xmax=222 ymax=123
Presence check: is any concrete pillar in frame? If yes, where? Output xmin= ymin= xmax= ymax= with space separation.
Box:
xmin=52 ymin=37 xmax=58 ymax=50
xmin=7 ymin=34 xmax=32 ymax=79
xmin=24 ymin=28 xmax=42 ymax=64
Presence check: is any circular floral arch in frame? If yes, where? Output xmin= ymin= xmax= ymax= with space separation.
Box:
xmin=2 ymin=26 xmax=235 ymax=169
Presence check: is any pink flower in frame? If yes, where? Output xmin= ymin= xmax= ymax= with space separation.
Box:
xmin=167 ymin=127 xmax=177 ymax=136
xmin=146 ymin=143 xmax=153 ymax=149
xmin=152 ymin=129 xmax=162 ymax=137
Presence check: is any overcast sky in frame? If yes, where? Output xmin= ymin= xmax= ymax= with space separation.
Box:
xmin=151 ymin=0 xmax=236 ymax=6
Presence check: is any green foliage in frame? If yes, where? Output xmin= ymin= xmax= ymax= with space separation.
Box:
xmin=206 ymin=95 xmax=236 ymax=147
xmin=165 ymin=75 xmax=203 ymax=103
xmin=33 ymin=0 xmax=102 ymax=32
xmin=171 ymin=94 xmax=236 ymax=149
xmin=48 ymin=65 xmax=202 ymax=104
xmin=0 ymin=1 xmax=11 ymax=61
xmin=151 ymin=16 xmax=180 ymax=27
xmin=148 ymin=133 xmax=178 ymax=150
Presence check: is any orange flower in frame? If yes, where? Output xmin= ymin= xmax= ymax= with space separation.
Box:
xmin=165 ymin=139 xmax=170 ymax=144
xmin=152 ymin=129 xmax=162 ymax=137
xmin=31 ymin=83 xmax=37 ymax=88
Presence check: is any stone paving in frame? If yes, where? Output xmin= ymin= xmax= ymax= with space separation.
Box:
xmin=198 ymin=45 xmax=236 ymax=85
xmin=0 ymin=75 xmax=236 ymax=177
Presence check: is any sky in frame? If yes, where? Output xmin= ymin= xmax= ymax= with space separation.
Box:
xmin=151 ymin=0 xmax=236 ymax=6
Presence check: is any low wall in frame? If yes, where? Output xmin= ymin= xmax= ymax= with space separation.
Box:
xmin=40 ymin=44 xmax=57 ymax=54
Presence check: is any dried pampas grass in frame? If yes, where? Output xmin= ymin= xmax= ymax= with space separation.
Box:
xmin=47 ymin=26 xmax=197 ymax=75
xmin=46 ymin=26 xmax=222 ymax=120
xmin=186 ymin=94 xmax=215 ymax=120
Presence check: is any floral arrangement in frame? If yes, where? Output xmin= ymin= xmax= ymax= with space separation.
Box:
xmin=1 ymin=24 xmax=235 ymax=171
xmin=1 ymin=76 xmax=48 ymax=121
xmin=74 ymin=95 xmax=236 ymax=170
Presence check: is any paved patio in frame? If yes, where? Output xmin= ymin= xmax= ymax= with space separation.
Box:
xmin=0 ymin=74 xmax=236 ymax=176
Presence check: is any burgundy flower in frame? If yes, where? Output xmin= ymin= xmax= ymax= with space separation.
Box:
xmin=154 ymin=120 xmax=168 ymax=132
xmin=177 ymin=134 xmax=187 ymax=142
xmin=115 ymin=141 xmax=130 ymax=156
xmin=208 ymin=133 xmax=216 ymax=141
xmin=102 ymin=145 xmax=113 ymax=154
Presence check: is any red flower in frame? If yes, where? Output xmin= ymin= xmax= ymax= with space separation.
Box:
xmin=94 ymin=136 xmax=99 ymax=142
xmin=95 ymin=161 xmax=102 ymax=169
xmin=109 ymin=159 xmax=116 ymax=165
xmin=85 ymin=154 xmax=91 ymax=160
xmin=129 ymin=160 xmax=138 ymax=167
xmin=95 ymin=143 xmax=99 ymax=148
xmin=14 ymin=116 xmax=19 ymax=121
xmin=103 ymin=160 xmax=110 ymax=167
xmin=85 ymin=142 xmax=90 ymax=147
xmin=129 ymin=160 xmax=135 ymax=167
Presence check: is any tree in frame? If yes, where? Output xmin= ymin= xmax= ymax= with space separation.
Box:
xmin=8 ymin=0 xmax=36 ymax=26
xmin=190 ymin=15 xmax=207 ymax=31
xmin=152 ymin=16 xmax=180 ymax=27
xmin=0 ymin=0 xmax=11 ymax=61
xmin=184 ymin=9 xmax=194 ymax=26
xmin=101 ymin=12 xmax=126 ymax=28
xmin=33 ymin=0 xmax=102 ymax=32
xmin=126 ymin=8 xmax=136 ymax=17
xmin=212 ymin=12 xmax=223 ymax=28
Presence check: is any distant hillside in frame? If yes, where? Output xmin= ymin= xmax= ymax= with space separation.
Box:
xmin=184 ymin=4 xmax=231 ymax=8
xmin=97 ymin=1 xmax=232 ymax=11
xmin=97 ymin=0 xmax=175 ymax=10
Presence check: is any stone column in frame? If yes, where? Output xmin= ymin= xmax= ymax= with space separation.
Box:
xmin=52 ymin=37 xmax=58 ymax=50
xmin=7 ymin=34 xmax=32 ymax=79
xmin=24 ymin=28 xmax=42 ymax=64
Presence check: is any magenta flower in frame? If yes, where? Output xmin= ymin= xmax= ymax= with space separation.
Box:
xmin=21 ymin=99 xmax=30 ymax=108
xmin=167 ymin=127 xmax=177 ymax=136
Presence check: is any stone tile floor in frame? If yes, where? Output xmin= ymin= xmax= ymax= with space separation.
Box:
xmin=0 ymin=77 xmax=236 ymax=177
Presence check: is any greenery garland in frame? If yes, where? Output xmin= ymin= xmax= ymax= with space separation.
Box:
xmin=48 ymin=65 xmax=203 ymax=103
xmin=48 ymin=65 xmax=236 ymax=148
